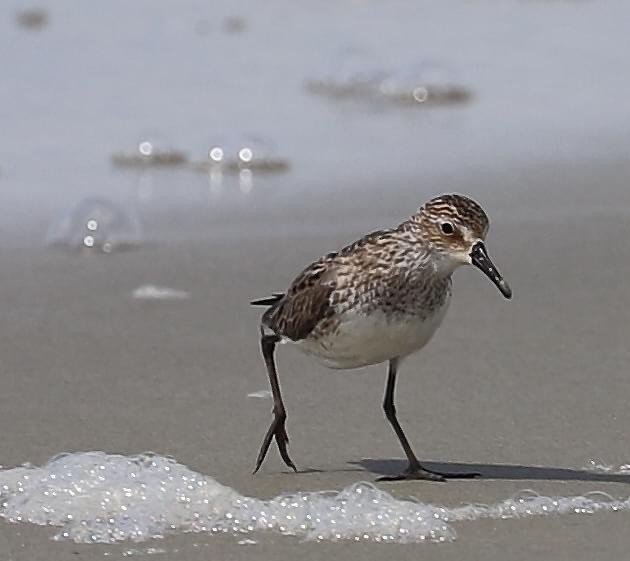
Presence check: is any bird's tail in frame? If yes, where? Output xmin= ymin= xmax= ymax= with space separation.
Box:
xmin=250 ymin=293 xmax=284 ymax=306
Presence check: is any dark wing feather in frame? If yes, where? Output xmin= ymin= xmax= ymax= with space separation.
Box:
xmin=260 ymin=259 xmax=336 ymax=341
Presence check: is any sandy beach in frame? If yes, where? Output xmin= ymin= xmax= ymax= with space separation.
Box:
xmin=3 ymin=0 xmax=630 ymax=556
xmin=1 ymin=156 xmax=629 ymax=560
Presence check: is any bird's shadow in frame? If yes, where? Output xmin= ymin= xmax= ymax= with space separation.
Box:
xmin=352 ymin=459 xmax=630 ymax=484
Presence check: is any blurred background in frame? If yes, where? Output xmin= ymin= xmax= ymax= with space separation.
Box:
xmin=2 ymin=0 xmax=629 ymax=246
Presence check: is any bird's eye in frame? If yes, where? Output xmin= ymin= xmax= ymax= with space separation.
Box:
xmin=440 ymin=222 xmax=455 ymax=235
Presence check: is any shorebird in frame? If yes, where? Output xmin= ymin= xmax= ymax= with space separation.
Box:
xmin=251 ymin=194 xmax=511 ymax=481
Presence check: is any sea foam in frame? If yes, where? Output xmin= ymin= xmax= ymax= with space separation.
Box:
xmin=0 ymin=452 xmax=628 ymax=545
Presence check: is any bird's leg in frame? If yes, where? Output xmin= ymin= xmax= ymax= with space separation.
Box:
xmin=253 ymin=333 xmax=297 ymax=474
xmin=378 ymin=358 xmax=479 ymax=482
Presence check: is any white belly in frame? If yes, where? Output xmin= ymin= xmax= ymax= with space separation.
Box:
xmin=295 ymin=301 xmax=450 ymax=369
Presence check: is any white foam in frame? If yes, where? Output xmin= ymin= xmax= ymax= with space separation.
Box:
xmin=121 ymin=547 xmax=166 ymax=557
xmin=585 ymin=460 xmax=630 ymax=474
xmin=0 ymin=452 xmax=629 ymax=545
xmin=132 ymin=285 xmax=190 ymax=300
xmin=238 ymin=538 xmax=258 ymax=545
xmin=247 ymin=390 xmax=272 ymax=399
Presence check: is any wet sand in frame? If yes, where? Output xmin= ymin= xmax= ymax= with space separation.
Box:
xmin=1 ymin=157 xmax=630 ymax=559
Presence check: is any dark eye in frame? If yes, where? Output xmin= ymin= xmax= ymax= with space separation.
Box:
xmin=440 ymin=222 xmax=455 ymax=235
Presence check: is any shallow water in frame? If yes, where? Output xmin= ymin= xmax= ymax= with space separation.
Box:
xmin=1 ymin=452 xmax=629 ymax=545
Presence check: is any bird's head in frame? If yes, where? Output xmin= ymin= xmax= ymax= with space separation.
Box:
xmin=411 ymin=193 xmax=512 ymax=299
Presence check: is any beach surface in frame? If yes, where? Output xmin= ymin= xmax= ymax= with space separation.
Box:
xmin=3 ymin=0 xmax=630 ymax=557
xmin=1 ymin=157 xmax=630 ymax=560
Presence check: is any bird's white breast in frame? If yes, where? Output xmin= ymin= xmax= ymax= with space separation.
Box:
xmin=295 ymin=295 xmax=451 ymax=369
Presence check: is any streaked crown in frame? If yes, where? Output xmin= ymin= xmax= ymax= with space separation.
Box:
xmin=419 ymin=194 xmax=489 ymax=238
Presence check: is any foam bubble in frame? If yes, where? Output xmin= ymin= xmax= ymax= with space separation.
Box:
xmin=0 ymin=452 xmax=628 ymax=545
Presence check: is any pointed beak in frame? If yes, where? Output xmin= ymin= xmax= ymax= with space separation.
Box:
xmin=470 ymin=241 xmax=512 ymax=299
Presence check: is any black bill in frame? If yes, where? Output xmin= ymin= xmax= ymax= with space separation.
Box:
xmin=470 ymin=242 xmax=512 ymax=299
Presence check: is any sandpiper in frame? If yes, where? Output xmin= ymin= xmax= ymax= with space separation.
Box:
xmin=251 ymin=194 xmax=511 ymax=481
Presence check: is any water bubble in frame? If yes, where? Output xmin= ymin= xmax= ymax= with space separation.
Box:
xmin=238 ymin=147 xmax=253 ymax=163
xmin=379 ymin=62 xmax=472 ymax=105
xmin=46 ymin=197 xmax=143 ymax=253
xmin=307 ymin=54 xmax=472 ymax=107
xmin=209 ymin=147 xmax=224 ymax=162
xmin=412 ymin=87 xmax=429 ymax=103
xmin=138 ymin=141 xmax=153 ymax=156
xmin=112 ymin=137 xmax=188 ymax=168
xmin=196 ymin=134 xmax=289 ymax=175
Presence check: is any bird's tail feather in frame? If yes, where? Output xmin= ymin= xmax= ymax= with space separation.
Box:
xmin=250 ymin=293 xmax=284 ymax=306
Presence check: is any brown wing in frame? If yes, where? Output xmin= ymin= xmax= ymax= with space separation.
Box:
xmin=258 ymin=229 xmax=398 ymax=340
xmin=261 ymin=258 xmax=337 ymax=341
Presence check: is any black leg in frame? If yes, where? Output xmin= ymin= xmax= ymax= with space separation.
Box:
xmin=253 ymin=333 xmax=297 ymax=474
xmin=378 ymin=358 xmax=479 ymax=482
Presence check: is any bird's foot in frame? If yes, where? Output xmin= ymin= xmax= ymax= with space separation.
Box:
xmin=253 ymin=412 xmax=298 ymax=474
xmin=377 ymin=464 xmax=480 ymax=482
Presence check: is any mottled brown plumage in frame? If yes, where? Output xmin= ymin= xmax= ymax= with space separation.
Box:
xmin=262 ymin=259 xmax=336 ymax=341
xmin=259 ymin=194 xmax=491 ymax=345
xmin=251 ymin=193 xmax=511 ymax=480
